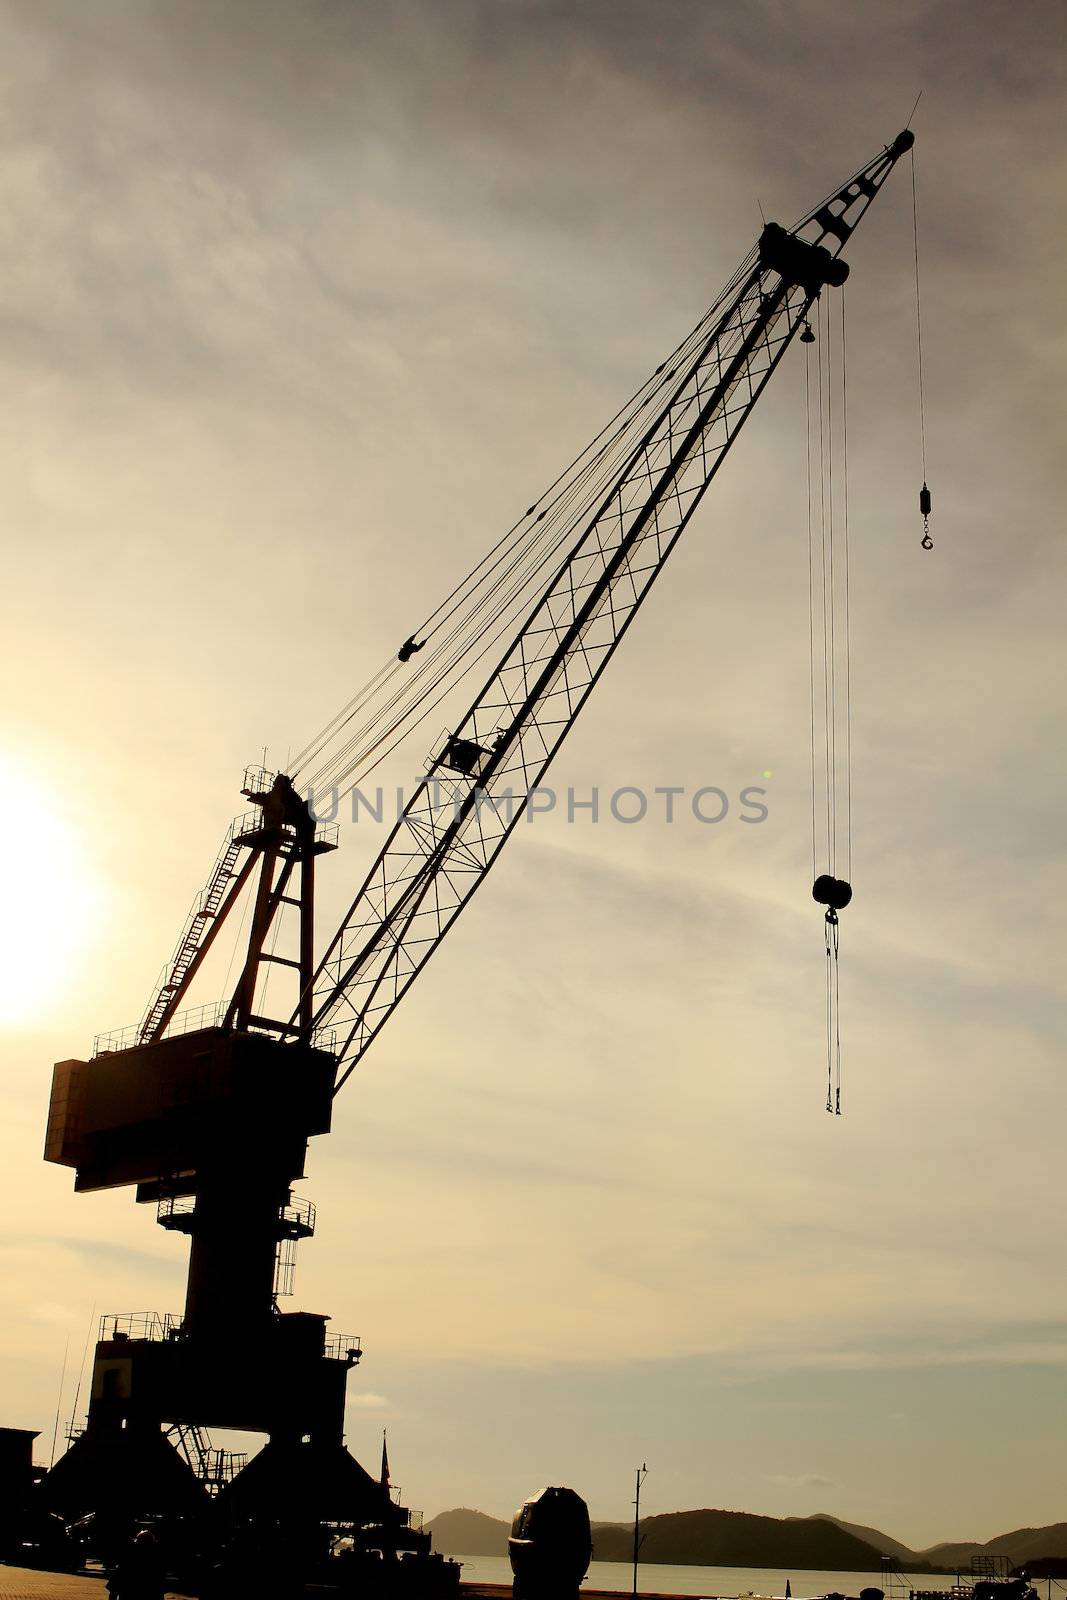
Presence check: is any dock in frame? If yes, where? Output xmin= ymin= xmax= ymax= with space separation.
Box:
xmin=460 ymin=1587 xmax=701 ymax=1599
xmin=0 ymin=1572 xmax=104 ymax=1600
xmin=0 ymin=1568 xmax=710 ymax=1600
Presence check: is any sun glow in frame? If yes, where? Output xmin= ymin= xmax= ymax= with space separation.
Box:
xmin=0 ymin=749 xmax=107 ymax=1028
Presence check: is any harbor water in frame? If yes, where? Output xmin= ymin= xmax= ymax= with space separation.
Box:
xmin=449 ymin=1555 xmax=899 ymax=1596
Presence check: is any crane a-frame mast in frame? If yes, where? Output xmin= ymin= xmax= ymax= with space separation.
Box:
xmin=303 ymin=129 xmax=916 ymax=1090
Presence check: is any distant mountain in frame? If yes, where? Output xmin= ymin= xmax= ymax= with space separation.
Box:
xmin=983 ymin=1525 xmax=1067 ymax=1565
xmin=423 ymin=1506 xmax=634 ymax=1559
xmin=914 ymin=1541 xmax=985 ymax=1569
xmin=919 ymin=1525 xmax=1067 ymax=1570
xmin=808 ymin=1514 xmax=919 ymax=1563
xmin=426 ymin=1505 xmax=884 ymax=1567
xmin=588 ymin=1509 xmax=889 ymax=1570
xmin=424 ymin=1507 xmax=511 ymax=1556
xmin=813 ymin=1515 xmax=1067 ymax=1574
xmin=426 ymin=1505 xmax=1067 ymax=1575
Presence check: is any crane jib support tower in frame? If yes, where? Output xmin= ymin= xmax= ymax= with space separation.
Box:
xmin=40 ymin=129 xmax=914 ymax=1528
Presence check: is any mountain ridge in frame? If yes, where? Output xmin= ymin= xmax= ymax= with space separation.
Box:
xmin=425 ymin=1506 xmax=1067 ymax=1571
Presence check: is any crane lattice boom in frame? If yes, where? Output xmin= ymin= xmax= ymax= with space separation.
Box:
xmin=303 ymin=130 xmax=916 ymax=1090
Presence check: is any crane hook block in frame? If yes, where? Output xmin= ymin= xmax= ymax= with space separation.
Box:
xmin=398 ymin=635 xmax=426 ymax=663
xmin=919 ymin=482 xmax=933 ymax=550
xmin=812 ymin=874 xmax=853 ymax=912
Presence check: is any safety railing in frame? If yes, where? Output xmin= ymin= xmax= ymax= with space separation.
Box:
xmin=157 ymin=1194 xmax=196 ymax=1228
xmin=241 ymin=765 xmax=274 ymax=798
xmin=94 ymin=1003 xmax=337 ymax=1058
xmin=233 ymin=791 xmax=340 ymax=855
xmin=324 ymin=1332 xmax=362 ymax=1365
xmin=205 ymin=1448 xmax=248 ymax=1488
xmin=94 ymin=1001 xmax=227 ymax=1057
xmin=279 ymin=1196 xmax=316 ymax=1237
xmin=100 ymin=1311 xmax=183 ymax=1343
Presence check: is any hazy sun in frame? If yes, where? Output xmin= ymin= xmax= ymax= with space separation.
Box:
xmin=0 ymin=749 xmax=106 ymax=1028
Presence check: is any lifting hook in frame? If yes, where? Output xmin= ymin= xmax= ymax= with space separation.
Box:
xmin=920 ymin=481 xmax=932 ymax=550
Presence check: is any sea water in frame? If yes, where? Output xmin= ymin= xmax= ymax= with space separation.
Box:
xmin=443 ymin=1555 xmax=897 ymax=1596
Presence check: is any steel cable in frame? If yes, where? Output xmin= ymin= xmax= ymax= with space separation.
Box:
xmin=290 ymin=249 xmax=762 ymax=793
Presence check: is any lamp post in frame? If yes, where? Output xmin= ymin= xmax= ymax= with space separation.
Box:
xmin=632 ymin=1463 xmax=647 ymax=1599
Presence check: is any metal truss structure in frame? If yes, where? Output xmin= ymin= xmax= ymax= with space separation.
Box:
xmin=305 ymin=130 xmax=916 ymax=1089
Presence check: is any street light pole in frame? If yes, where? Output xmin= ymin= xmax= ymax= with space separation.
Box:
xmin=632 ymin=1463 xmax=647 ymax=1599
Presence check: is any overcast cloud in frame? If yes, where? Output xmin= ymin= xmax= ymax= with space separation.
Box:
xmin=0 ymin=0 xmax=1064 ymax=1545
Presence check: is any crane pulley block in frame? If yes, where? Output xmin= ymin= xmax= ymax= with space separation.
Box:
xmin=759 ymin=222 xmax=849 ymax=295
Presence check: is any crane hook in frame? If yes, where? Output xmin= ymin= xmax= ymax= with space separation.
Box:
xmin=919 ymin=481 xmax=932 ymax=550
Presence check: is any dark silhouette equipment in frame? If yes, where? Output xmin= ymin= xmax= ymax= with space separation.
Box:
xmin=910 ymin=141 xmax=933 ymax=550
xmin=631 ymin=1462 xmax=648 ymax=1599
xmin=812 ymin=873 xmax=853 ymax=917
xmin=31 ymin=128 xmax=917 ymax=1586
xmin=508 ymin=1486 xmax=592 ymax=1600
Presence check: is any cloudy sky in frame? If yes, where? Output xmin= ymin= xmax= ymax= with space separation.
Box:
xmin=1 ymin=0 xmax=1064 ymax=1550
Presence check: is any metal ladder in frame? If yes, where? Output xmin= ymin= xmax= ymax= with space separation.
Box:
xmin=167 ymin=1420 xmax=213 ymax=1480
xmin=167 ymin=1422 xmax=246 ymax=1494
xmin=137 ymin=829 xmax=245 ymax=1043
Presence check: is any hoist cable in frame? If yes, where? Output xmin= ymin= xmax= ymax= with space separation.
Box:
xmin=303 ymin=388 xmax=684 ymax=793
xmin=303 ymin=375 xmax=671 ymax=788
xmin=410 ymin=262 xmax=757 ymax=643
xmin=290 ymin=249 xmax=765 ymax=793
xmin=840 ymin=289 xmax=853 ymax=882
xmin=302 ymin=452 xmax=610 ymax=788
xmin=319 ymin=299 xmax=767 ymax=800
xmin=910 ymin=148 xmax=927 ymax=479
xmin=332 ymin=581 xmax=579 ymax=805
xmin=826 ymin=294 xmax=838 ymax=877
xmin=322 ymin=384 xmax=700 ymax=796
xmin=816 ymin=295 xmax=831 ymax=873
xmin=808 ymin=285 xmax=853 ymax=1116
xmin=414 ymin=380 xmax=663 ymax=643
xmin=294 ymin=448 xmax=611 ymax=785
xmin=300 ymin=499 xmax=580 ymax=787
xmin=290 ymin=659 xmax=402 ymax=776
xmin=415 ymin=246 xmax=762 ymax=640
xmin=314 ymin=504 xmax=598 ymax=794
xmin=832 ymin=917 xmax=842 ymax=1115
xmin=304 ymin=313 xmax=761 ymax=799
xmin=825 ymin=918 xmax=834 ymax=1114
xmin=304 ymin=504 xmax=578 ymax=789
xmin=294 ymin=183 xmax=885 ymax=801
xmin=804 ymin=332 xmax=818 ymax=881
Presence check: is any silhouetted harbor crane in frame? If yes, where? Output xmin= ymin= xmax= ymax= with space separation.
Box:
xmin=36 ymin=128 xmax=916 ymax=1582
